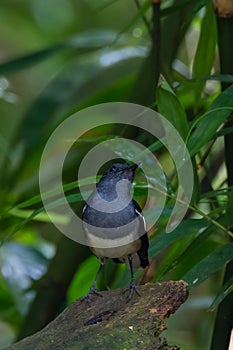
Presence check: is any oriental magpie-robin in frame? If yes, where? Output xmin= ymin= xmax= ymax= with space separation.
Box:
xmin=82 ymin=163 xmax=149 ymax=300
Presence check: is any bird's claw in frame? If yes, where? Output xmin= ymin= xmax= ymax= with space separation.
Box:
xmin=124 ymin=279 xmax=141 ymax=302
xmin=81 ymin=286 xmax=103 ymax=303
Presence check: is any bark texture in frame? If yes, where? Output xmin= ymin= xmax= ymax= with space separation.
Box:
xmin=6 ymin=281 xmax=189 ymax=350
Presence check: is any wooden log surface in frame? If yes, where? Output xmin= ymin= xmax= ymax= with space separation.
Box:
xmin=6 ymin=281 xmax=189 ymax=350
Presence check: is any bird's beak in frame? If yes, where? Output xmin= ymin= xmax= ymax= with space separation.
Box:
xmin=129 ymin=163 xmax=139 ymax=171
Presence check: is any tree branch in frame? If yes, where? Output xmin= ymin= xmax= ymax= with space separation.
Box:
xmin=6 ymin=281 xmax=188 ymax=350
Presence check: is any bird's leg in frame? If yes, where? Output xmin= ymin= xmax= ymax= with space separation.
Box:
xmin=126 ymin=255 xmax=140 ymax=301
xmin=89 ymin=258 xmax=105 ymax=295
xmin=81 ymin=258 xmax=105 ymax=302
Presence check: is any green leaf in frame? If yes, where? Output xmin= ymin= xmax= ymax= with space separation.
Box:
xmin=183 ymin=243 xmax=233 ymax=288
xmin=210 ymin=275 xmax=233 ymax=310
xmin=160 ymin=0 xmax=202 ymax=81
xmin=150 ymin=218 xmax=209 ymax=281
xmin=192 ymin=3 xmax=217 ymax=105
xmin=215 ymin=126 xmax=233 ymax=138
xmin=0 ymin=277 xmax=22 ymax=327
xmin=225 ymin=189 xmax=233 ymax=227
xmin=163 ymin=230 xmax=221 ymax=281
xmin=200 ymin=186 xmax=233 ymax=199
xmin=8 ymin=207 xmax=66 ymax=224
xmin=209 ymin=74 xmax=233 ymax=83
xmin=18 ymin=46 xmax=146 ymax=152
xmin=0 ymin=242 xmax=48 ymax=317
xmin=0 ymin=30 xmax=118 ymax=75
xmin=7 ymin=180 xmax=154 ymax=241
xmin=156 ymin=82 xmax=189 ymax=139
xmin=13 ymin=176 xmax=98 ymax=210
xmin=187 ymin=84 xmax=233 ymax=155
xmin=3 ymin=193 xmax=85 ymax=244
xmin=161 ymin=0 xmax=209 ymax=17
xmin=67 ymin=255 xmax=99 ymax=301
xmin=0 ymin=44 xmax=66 ymax=75
xmin=149 ymin=218 xmax=209 ymax=258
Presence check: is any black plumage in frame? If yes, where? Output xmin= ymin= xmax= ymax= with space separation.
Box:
xmin=82 ymin=163 xmax=149 ymax=300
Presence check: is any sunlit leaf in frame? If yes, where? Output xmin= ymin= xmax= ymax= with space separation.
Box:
xmin=8 ymin=207 xmax=66 ymax=224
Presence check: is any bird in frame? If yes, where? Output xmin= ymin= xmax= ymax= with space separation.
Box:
xmin=82 ymin=162 xmax=149 ymax=301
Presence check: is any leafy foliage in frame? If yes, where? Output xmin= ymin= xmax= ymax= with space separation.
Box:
xmin=0 ymin=1 xmax=233 ymax=349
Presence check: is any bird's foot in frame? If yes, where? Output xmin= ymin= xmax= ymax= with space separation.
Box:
xmin=81 ymin=285 xmax=103 ymax=303
xmin=124 ymin=279 xmax=140 ymax=302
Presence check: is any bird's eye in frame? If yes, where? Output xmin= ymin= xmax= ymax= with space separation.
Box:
xmin=111 ymin=165 xmax=117 ymax=172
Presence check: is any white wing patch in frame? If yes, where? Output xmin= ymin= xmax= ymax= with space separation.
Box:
xmin=135 ymin=208 xmax=146 ymax=229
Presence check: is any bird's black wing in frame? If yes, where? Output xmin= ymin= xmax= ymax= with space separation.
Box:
xmin=113 ymin=200 xmax=149 ymax=268
xmin=133 ymin=199 xmax=149 ymax=268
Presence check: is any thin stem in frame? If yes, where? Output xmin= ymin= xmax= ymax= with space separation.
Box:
xmin=149 ymin=183 xmax=233 ymax=238
xmin=197 ymin=139 xmax=216 ymax=170
xmin=189 ymin=204 xmax=233 ymax=239
xmin=134 ymin=0 xmax=153 ymax=37
xmin=151 ymin=0 xmax=161 ymax=89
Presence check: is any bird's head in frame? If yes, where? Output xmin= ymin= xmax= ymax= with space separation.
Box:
xmin=96 ymin=163 xmax=139 ymax=201
xmin=102 ymin=163 xmax=138 ymax=183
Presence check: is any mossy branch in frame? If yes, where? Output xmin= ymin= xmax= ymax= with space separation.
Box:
xmin=6 ymin=281 xmax=188 ymax=350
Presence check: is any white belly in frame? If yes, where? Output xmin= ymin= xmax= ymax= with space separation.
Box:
xmin=91 ymin=239 xmax=141 ymax=259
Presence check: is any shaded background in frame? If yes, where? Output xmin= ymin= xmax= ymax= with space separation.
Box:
xmin=0 ymin=0 xmax=233 ymax=349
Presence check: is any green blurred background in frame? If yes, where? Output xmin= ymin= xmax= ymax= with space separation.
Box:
xmin=0 ymin=0 xmax=233 ymax=349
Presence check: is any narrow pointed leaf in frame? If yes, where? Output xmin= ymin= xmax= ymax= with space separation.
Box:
xmin=183 ymin=243 xmax=233 ymax=288
xmin=210 ymin=275 xmax=233 ymax=310
xmin=187 ymin=84 xmax=233 ymax=155
xmin=192 ymin=3 xmax=217 ymax=105
xmin=149 ymin=218 xmax=209 ymax=258
xmin=156 ymin=82 xmax=189 ymax=139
